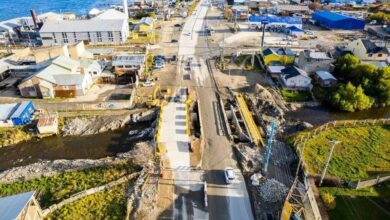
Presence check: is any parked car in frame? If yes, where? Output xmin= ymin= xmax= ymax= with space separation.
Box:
xmin=174 ymin=23 xmax=182 ymax=27
xmin=224 ymin=167 xmax=235 ymax=184
xmin=171 ymin=55 xmax=177 ymax=62
xmin=143 ymin=81 xmax=155 ymax=87
xmin=171 ymin=39 xmax=178 ymax=43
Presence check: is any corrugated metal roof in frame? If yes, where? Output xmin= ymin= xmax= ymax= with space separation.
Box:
xmin=112 ymin=54 xmax=145 ymax=66
xmin=53 ymin=74 xmax=85 ymax=86
xmin=315 ymin=71 xmax=337 ymax=81
xmin=304 ymin=51 xmax=332 ymax=59
xmin=10 ymin=101 xmax=32 ymax=119
xmin=282 ymin=66 xmax=309 ymax=79
xmin=0 ymin=103 xmax=18 ymax=121
xmin=0 ymin=191 xmax=35 ymax=220
xmin=92 ymin=9 xmax=127 ymax=20
xmin=40 ymin=19 xmax=125 ymax=33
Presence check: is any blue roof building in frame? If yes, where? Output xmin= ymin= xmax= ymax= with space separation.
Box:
xmin=312 ymin=11 xmax=365 ymax=30
xmin=248 ymin=15 xmax=303 ymax=29
xmin=0 ymin=191 xmax=42 ymax=220
xmin=0 ymin=101 xmax=35 ymax=126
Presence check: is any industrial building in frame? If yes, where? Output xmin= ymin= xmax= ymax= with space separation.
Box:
xmin=311 ymin=11 xmax=365 ymax=30
xmin=0 ymin=101 xmax=35 ymax=127
xmin=39 ymin=9 xmax=129 ymax=46
xmin=248 ymin=15 xmax=302 ymax=30
xmin=0 ymin=191 xmax=42 ymax=220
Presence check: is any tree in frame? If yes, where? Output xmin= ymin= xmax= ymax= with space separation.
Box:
xmin=321 ymin=193 xmax=336 ymax=210
xmin=368 ymin=12 xmax=390 ymax=23
xmin=331 ymin=83 xmax=374 ymax=112
xmin=334 ymin=54 xmax=360 ymax=79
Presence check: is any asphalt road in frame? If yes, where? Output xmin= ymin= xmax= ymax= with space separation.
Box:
xmin=178 ymin=0 xmax=255 ymax=219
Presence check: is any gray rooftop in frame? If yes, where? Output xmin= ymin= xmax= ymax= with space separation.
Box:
xmin=39 ymin=19 xmax=125 ymax=33
xmin=303 ymin=50 xmax=332 ymax=60
xmin=0 ymin=191 xmax=35 ymax=220
xmin=112 ymin=54 xmax=145 ymax=66
xmin=0 ymin=103 xmax=18 ymax=121
xmin=315 ymin=71 xmax=337 ymax=81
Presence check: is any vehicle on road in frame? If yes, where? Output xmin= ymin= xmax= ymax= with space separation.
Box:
xmin=224 ymin=167 xmax=235 ymax=184
xmin=174 ymin=23 xmax=182 ymax=27
xmin=143 ymin=81 xmax=155 ymax=87
xmin=171 ymin=55 xmax=177 ymax=62
xmin=171 ymin=39 xmax=178 ymax=43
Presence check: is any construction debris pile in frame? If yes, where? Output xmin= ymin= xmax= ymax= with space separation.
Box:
xmin=258 ymin=178 xmax=289 ymax=204
xmin=248 ymin=84 xmax=289 ymax=125
xmin=234 ymin=143 xmax=263 ymax=172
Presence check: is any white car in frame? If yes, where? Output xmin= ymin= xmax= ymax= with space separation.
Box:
xmin=143 ymin=81 xmax=155 ymax=87
xmin=224 ymin=167 xmax=235 ymax=184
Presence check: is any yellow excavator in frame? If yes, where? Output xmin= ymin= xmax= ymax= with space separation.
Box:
xmin=146 ymin=85 xmax=171 ymax=108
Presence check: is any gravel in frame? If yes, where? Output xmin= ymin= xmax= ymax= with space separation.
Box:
xmin=258 ymin=178 xmax=288 ymax=204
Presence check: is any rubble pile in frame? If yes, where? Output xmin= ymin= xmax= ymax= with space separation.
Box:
xmin=258 ymin=178 xmax=288 ymax=204
xmin=234 ymin=143 xmax=263 ymax=172
xmin=249 ymin=84 xmax=288 ymax=124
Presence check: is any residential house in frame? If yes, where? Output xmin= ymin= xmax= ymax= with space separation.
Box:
xmin=0 ymin=101 xmax=35 ymax=127
xmin=262 ymin=48 xmax=295 ymax=65
xmin=2 ymin=41 xmax=93 ymax=78
xmin=297 ymin=50 xmax=333 ymax=74
xmin=346 ymin=39 xmax=388 ymax=61
xmin=280 ymin=66 xmax=312 ymax=90
xmin=314 ymin=71 xmax=337 ymax=87
xmin=18 ymin=56 xmax=98 ymax=98
xmin=112 ymin=54 xmax=145 ymax=75
xmin=286 ymin=26 xmax=304 ymax=37
xmin=39 ymin=9 xmax=129 ymax=46
xmin=0 ymin=191 xmax=42 ymax=220
xmin=37 ymin=114 xmax=58 ymax=134
xmin=231 ymin=6 xmax=250 ymax=20
xmin=267 ymin=65 xmax=285 ymax=79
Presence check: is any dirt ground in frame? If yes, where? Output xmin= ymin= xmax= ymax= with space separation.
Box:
xmin=213 ymin=61 xmax=268 ymax=92
xmin=156 ymin=150 xmax=174 ymax=219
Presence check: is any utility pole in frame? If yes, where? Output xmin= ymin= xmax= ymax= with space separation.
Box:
xmin=220 ymin=32 xmax=225 ymax=70
xmin=319 ymin=140 xmax=341 ymax=186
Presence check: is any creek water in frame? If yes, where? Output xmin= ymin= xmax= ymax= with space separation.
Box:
xmin=0 ymin=122 xmax=152 ymax=171
xmin=285 ymin=105 xmax=390 ymax=126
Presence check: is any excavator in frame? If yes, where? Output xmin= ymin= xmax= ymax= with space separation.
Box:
xmin=146 ymin=85 xmax=171 ymax=108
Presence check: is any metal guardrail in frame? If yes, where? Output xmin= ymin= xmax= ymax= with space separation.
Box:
xmin=235 ymin=93 xmax=264 ymax=147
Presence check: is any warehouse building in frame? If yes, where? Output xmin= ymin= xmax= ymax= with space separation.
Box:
xmin=248 ymin=15 xmax=302 ymax=30
xmin=0 ymin=101 xmax=35 ymax=127
xmin=311 ymin=11 xmax=365 ymax=30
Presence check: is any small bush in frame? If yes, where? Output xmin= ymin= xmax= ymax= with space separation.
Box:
xmin=321 ymin=193 xmax=336 ymax=210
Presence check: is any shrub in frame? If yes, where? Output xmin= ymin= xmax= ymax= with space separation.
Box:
xmin=321 ymin=193 xmax=336 ymax=210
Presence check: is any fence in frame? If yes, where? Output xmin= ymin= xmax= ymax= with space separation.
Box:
xmin=42 ymin=172 xmax=140 ymax=216
xmin=350 ymin=175 xmax=390 ymax=189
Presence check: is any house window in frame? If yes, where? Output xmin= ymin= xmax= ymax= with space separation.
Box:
xmin=87 ymin=32 xmax=91 ymax=41
xmin=73 ymin=32 xmax=77 ymax=42
xmin=62 ymin=32 xmax=68 ymax=43
xmin=96 ymin=32 xmax=102 ymax=42
xmin=108 ymin=31 xmax=114 ymax=42
xmin=368 ymin=54 xmax=373 ymax=57
xmin=93 ymin=71 xmax=98 ymax=75
xmin=63 ymin=85 xmax=69 ymax=89
xmin=378 ymin=54 xmax=383 ymax=57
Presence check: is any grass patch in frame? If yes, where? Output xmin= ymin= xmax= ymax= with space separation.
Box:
xmin=280 ymin=89 xmax=312 ymax=102
xmin=0 ymin=126 xmax=32 ymax=147
xmin=319 ymin=183 xmax=390 ymax=220
xmin=47 ymin=182 xmax=128 ymax=219
xmin=291 ymin=125 xmax=390 ymax=181
xmin=0 ymin=162 xmax=140 ymax=209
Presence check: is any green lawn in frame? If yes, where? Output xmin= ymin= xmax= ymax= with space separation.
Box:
xmin=280 ymin=89 xmax=312 ymax=102
xmin=47 ymin=182 xmax=128 ymax=219
xmin=292 ymin=125 xmax=390 ymax=181
xmin=319 ymin=183 xmax=390 ymax=220
xmin=0 ymin=162 xmax=139 ymax=208
xmin=0 ymin=126 xmax=31 ymax=147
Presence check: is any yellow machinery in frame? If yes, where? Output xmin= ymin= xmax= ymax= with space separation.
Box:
xmin=146 ymin=85 xmax=171 ymax=108
xmin=235 ymin=93 xmax=265 ymax=147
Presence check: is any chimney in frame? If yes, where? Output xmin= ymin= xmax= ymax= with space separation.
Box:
xmin=30 ymin=9 xmax=39 ymax=29
xmin=123 ymin=0 xmax=129 ymax=18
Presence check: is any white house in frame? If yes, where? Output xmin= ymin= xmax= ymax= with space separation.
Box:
xmin=346 ymin=39 xmax=388 ymax=61
xmin=280 ymin=66 xmax=312 ymax=90
xmin=18 ymin=56 xmax=99 ymax=98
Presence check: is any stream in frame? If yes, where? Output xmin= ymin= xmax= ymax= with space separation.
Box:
xmin=286 ymin=106 xmax=390 ymax=126
xmin=0 ymin=122 xmax=152 ymax=171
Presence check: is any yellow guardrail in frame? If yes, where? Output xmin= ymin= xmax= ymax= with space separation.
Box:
xmin=235 ymin=94 xmax=264 ymax=147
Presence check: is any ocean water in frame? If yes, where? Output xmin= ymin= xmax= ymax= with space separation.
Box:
xmin=0 ymin=0 xmax=123 ymax=21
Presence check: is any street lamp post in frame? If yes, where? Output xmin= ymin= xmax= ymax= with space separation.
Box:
xmin=319 ymin=140 xmax=341 ymax=186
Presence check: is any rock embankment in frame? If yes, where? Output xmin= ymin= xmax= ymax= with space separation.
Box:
xmin=0 ymin=142 xmax=152 ymax=184
xmin=61 ymin=110 xmax=156 ymax=136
